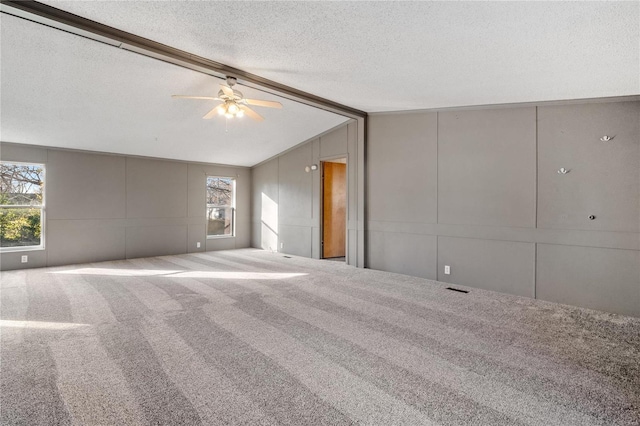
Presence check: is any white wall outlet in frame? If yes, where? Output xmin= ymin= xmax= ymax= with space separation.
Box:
xmin=21 ymin=255 xmax=28 ymax=263
xmin=444 ymin=265 xmax=451 ymax=275
xmin=196 ymin=242 xmax=201 ymax=248
xmin=280 ymin=242 xmax=284 ymax=249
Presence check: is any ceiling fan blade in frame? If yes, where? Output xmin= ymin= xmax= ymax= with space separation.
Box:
xmin=203 ymin=104 xmax=224 ymax=119
xmin=172 ymin=95 xmax=220 ymax=100
xmin=220 ymin=84 xmax=234 ymax=97
xmin=240 ymin=105 xmax=264 ymax=122
xmin=244 ymin=99 xmax=283 ymax=109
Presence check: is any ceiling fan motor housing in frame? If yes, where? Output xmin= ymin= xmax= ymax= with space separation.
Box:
xmin=218 ymin=88 xmax=243 ymax=102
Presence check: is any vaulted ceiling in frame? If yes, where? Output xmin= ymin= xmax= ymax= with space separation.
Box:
xmin=0 ymin=12 xmax=348 ymax=167
xmin=2 ymin=1 xmax=638 ymax=166
xmin=37 ymin=1 xmax=640 ymax=111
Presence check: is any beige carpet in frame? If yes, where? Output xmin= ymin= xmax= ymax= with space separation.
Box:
xmin=1 ymin=248 xmax=639 ymax=425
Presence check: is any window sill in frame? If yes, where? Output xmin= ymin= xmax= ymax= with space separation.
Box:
xmin=0 ymin=246 xmax=45 ymax=253
xmin=206 ymin=235 xmax=235 ymax=240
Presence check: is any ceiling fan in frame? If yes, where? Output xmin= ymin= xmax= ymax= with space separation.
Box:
xmin=172 ymin=76 xmax=282 ymax=122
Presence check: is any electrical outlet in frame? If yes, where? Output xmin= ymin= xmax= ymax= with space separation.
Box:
xmin=280 ymin=243 xmax=283 ymax=249
xmin=444 ymin=265 xmax=451 ymax=275
xmin=21 ymin=255 xmax=28 ymax=263
xmin=196 ymin=242 xmax=201 ymax=248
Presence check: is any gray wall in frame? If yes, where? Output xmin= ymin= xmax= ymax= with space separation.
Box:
xmin=251 ymin=121 xmax=361 ymax=264
xmin=367 ymin=100 xmax=640 ymax=317
xmin=0 ymin=143 xmax=250 ymax=270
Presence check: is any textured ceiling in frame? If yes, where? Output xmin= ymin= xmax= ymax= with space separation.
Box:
xmin=36 ymin=1 xmax=640 ymax=112
xmin=0 ymin=13 xmax=348 ymax=167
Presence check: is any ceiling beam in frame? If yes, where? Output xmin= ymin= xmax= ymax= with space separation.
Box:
xmin=0 ymin=0 xmax=367 ymax=119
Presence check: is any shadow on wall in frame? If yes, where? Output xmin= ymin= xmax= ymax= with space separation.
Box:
xmin=261 ymin=192 xmax=278 ymax=252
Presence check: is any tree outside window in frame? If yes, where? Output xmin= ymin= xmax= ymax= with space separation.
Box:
xmin=206 ymin=177 xmax=234 ymax=237
xmin=0 ymin=162 xmax=45 ymax=250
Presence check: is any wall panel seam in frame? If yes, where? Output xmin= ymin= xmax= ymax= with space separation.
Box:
xmin=369 ymin=219 xmax=640 ymax=234
xmin=366 ymin=228 xmax=639 ymax=251
xmin=535 ymin=106 xmax=538 ymax=230
xmin=436 ymin=111 xmax=439 ymax=225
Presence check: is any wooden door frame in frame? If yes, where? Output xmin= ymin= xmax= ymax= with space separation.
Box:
xmin=320 ymin=155 xmax=348 ymax=259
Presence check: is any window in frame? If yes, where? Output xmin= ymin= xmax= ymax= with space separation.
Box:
xmin=206 ymin=176 xmax=235 ymax=237
xmin=1 ymin=162 xmax=45 ymax=251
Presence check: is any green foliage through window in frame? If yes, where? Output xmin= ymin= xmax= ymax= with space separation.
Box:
xmin=0 ymin=208 xmax=41 ymax=247
xmin=1 ymin=163 xmax=44 ymax=249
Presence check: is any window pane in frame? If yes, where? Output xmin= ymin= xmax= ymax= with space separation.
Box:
xmin=0 ymin=208 xmax=42 ymax=248
xmin=206 ymin=176 xmax=234 ymax=237
xmin=207 ymin=206 xmax=233 ymax=236
xmin=206 ymin=177 xmax=232 ymax=206
xmin=1 ymin=163 xmax=44 ymax=206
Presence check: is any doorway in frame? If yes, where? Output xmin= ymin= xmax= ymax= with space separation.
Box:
xmin=322 ymin=158 xmax=347 ymax=259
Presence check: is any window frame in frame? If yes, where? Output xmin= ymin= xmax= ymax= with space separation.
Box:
xmin=205 ymin=175 xmax=236 ymax=239
xmin=0 ymin=160 xmax=46 ymax=252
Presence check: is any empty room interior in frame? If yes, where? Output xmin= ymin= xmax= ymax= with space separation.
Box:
xmin=1 ymin=1 xmax=639 ymax=425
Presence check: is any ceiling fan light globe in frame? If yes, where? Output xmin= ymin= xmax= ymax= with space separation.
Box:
xmin=228 ymin=103 xmax=240 ymax=114
xmin=237 ymin=110 xmax=244 ymax=118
